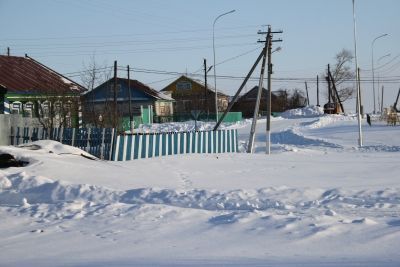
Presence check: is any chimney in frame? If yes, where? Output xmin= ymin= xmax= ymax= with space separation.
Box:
xmin=7 ymin=47 xmax=10 ymax=56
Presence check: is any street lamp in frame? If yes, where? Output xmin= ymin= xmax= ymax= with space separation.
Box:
xmin=213 ymin=9 xmax=235 ymax=123
xmin=376 ymin=53 xmax=391 ymax=112
xmin=371 ymin=33 xmax=388 ymax=114
xmin=352 ymin=0 xmax=362 ymax=147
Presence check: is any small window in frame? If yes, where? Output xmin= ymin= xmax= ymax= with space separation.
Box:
xmin=41 ymin=101 xmax=50 ymax=118
xmin=54 ymin=101 xmax=62 ymax=113
xmin=11 ymin=101 xmax=22 ymax=114
xmin=24 ymin=102 xmax=34 ymax=111
xmin=176 ymin=81 xmax=192 ymax=90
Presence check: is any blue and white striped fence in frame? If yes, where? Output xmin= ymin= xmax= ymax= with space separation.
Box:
xmin=112 ymin=129 xmax=238 ymax=161
xmin=4 ymin=99 xmax=10 ymax=114
xmin=10 ymin=127 xmax=114 ymax=160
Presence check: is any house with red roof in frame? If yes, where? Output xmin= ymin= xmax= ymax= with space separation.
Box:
xmin=0 ymin=54 xmax=86 ymax=127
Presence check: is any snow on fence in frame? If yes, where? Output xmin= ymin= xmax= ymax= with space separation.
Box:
xmin=10 ymin=127 xmax=115 ymax=160
xmin=112 ymin=129 xmax=238 ymax=161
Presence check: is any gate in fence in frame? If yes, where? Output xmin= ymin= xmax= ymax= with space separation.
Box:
xmin=10 ymin=127 xmax=114 ymax=160
xmin=112 ymin=129 xmax=238 ymax=161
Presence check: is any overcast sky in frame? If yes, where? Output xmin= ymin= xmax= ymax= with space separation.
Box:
xmin=1 ymin=0 xmax=399 ymax=112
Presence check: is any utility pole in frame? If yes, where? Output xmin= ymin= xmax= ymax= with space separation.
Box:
xmin=357 ymin=67 xmax=363 ymax=117
xmin=328 ymin=64 xmax=337 ymax=103
xmin=204 ymin=59 xmax=212 ymax=115
xmin=305 ymin=81 xmax=310 ymax=106
xmin=266 ymin=28 xmax=282 ymax=155
xmin=266 ymin=29 xmax=273 ymax=155
xmin=213 ymin=46 xmax=265 ymax=131
xmin=317 ymin=75 xmax=320 ymax=107
xmin=204 ymin=59 xmax=208 ymax=113
xmin=113 ymin=60 xmax=118 ymax=129
xmin=127 ymin=65 xmax=134 ymax=132
xmin=352 ymin=0 xmax=363 ymax=147
xmin=247 ymin=27 xmax=270 ymax=153
xmin=327 ymin=65 xmax=332 ymax=104
xmin=248 ymin=25 xmax=282 ymax=154
xmin=381 ymin=85 xmax=384 ymax=114
xmin=328 ymin=66 xmax=345 ymax=113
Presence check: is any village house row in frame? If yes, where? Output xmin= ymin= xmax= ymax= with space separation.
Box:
xmin=0 ymin=54 xmax=295 ymax=130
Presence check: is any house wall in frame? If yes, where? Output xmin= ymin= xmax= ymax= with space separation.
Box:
xmin=0 ymin=87 xmax=6 ymax=114
xmin=231 ymin=89 xmax=283 ymax=118
xmin=2 ymin=94 xmax=80 ymax=127
xmin=154 ymin=101 xmax=174 ymax=116
xmin=83 ymin=80 xmax=173 ymax=127
xmin=162 ymin=76 xmax=229 ymax=114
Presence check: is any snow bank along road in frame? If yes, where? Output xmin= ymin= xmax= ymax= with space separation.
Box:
xmin=1 ymin=112 xmax=400 ymax=267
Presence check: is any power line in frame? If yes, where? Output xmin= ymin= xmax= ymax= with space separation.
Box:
xmin=4 ymin=34 xmax=256 ymax=49
xmin=25 ymin=42 xmax=258 ymax=57
xmin=66 ymin=64 xmax=400 ymax=83
xmin=214 ymin=45 xmax=262 ymax=67
xmin=147 ymin=77 xmax=177 ymax=85
xmin=0 ymin=24 xmax=263 ymax=42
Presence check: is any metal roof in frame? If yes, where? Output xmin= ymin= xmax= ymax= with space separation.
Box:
xmin=0 ymin=55 xmax=86 ymax=95
xmin=89 ymin=77 xmax=174 ymax=101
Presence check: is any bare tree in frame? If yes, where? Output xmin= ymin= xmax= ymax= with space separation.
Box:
xmin=288 ymin=89 xmax=307 ymax=108
xmin=274 ymin=88 xmax=306 ymax=110
xmin=331 ymin=49 xmax=356 ymax=102
xmin=80 ymin=56 xmax=112 ymax=127
xmin=80 ymin=55 xmax=109 ymax=91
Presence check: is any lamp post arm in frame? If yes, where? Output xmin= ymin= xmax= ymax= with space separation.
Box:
xmin=371 ymin=33 xmax=388 ymax=114
xmin=212 ymin=9 xmax=235 ymax=122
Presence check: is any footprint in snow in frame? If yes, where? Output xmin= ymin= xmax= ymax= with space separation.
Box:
xmin=179 ymin=172 xmax=193 ymax=189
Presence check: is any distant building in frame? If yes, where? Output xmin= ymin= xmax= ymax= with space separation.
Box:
xmin=231 ymin=86 xmax=283 ymax=118
xmin=83 ymin=77 xmax=174 ymax=127
xmin=0 ymin=54 xmax=86 ymax=127
xmin=161 ymin=75 xmax=229 ymax=117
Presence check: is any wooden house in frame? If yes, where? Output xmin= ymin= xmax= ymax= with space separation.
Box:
xmin=231 ymin=86 xmax=282 ymax=118
xmin=83 ymin=77 xmax=174 ymax=127
xmin=161 ymin=75 xmax=229 ymax=117
xmin=0 ymin=54 xmax=86 ymax=127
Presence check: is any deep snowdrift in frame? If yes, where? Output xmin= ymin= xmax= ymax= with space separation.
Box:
xmin=1 ymin=115 xmax=400 ymax=267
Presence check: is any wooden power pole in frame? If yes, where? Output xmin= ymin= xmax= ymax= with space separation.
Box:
xmin=305 ymin=81 xmax=310 ymax=106
xmin=127 ymin=65 xmax=133 ymax=132
xmin=247 ymin=27 xmax=270 ymax=153
xmin=204 ymin=59 xmax=209 ymax=114
xmin=247 ymin=25 xmax=282 ymax=154
xmin=317 ymin=75 xmax=320 ymax=107
xmin=113 ymin=60 xmax=118 ymax=129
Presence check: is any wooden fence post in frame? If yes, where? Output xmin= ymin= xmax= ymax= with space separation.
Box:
xmin=59 ymin=127 xmax=64 ymax=143
xmin=86 ymin=128 xmax=91 ymax=153
xmin=71 ymin=128 xmax=76 ymax=147
xmin=100 ymin=128 xmax=106 ymax=160
xmin=109 ymin=128 xmax=115 ymax=161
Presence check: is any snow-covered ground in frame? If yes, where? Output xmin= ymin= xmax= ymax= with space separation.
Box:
xmin=1 ymin=107 xmax=400 ymax=267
